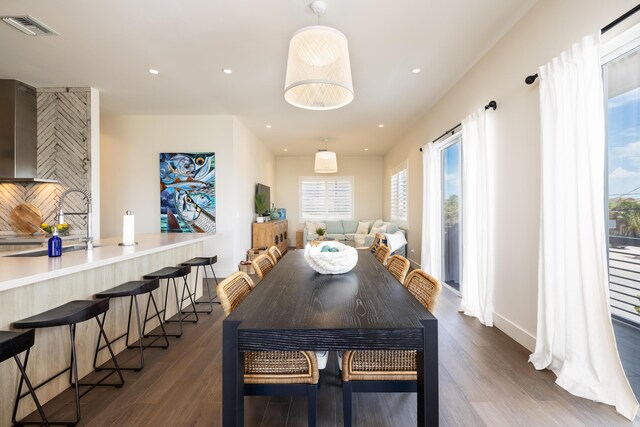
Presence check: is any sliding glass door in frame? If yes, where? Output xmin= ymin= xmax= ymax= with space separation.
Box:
xmin=442 ymin=137 xmax=462 ymax=291
xmin=604 ymin=39 xmax=640 ymax=325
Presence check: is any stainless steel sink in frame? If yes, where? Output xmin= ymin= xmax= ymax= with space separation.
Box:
xmin=6 ymin=245 xmax=100 ymax=257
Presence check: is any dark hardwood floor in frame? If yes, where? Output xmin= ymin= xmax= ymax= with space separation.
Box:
xmin=22 ymin=275 xmax=640 ymax=426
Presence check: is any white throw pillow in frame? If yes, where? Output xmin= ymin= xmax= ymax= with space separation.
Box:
xmin=370 ymin=225 xmax=387 ymax=235
xmin=356 ymin=221 xmax=370 ymax=234
xmin=372 ymin=219 xmax=384 ymax=228
xmin=306 ymin=221 xmax=325 ymax=235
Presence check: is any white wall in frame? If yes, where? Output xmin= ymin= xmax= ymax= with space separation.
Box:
xmin=232 ymin=117 xmax=277 ymax=260
xmin=100 ymin=115 xmax=275 ymax=276
xmin=383 ymin=0 xmax=639 ymax=350
xmin=276 ymin=155 xmax=384 ymax=245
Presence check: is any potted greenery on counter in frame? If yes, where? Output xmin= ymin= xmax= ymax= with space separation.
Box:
xmin=316 ymin=227 xmax=326 ymax=240
xmin=255 ymin=192 xmax=267 ymax=223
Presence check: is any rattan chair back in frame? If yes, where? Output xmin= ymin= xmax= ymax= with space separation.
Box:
xmin=403 ymin=269 xmax=442 ymax=313
xmin=374 ymin=244 xmax=391 ymax=265
xmin=267 ymin=246 xmax=283 ymax=265
xmin=367 ymin=233 xmax=385 ymax=252
xmin=251 ymin=254 xmax=275 ymax=280
xmin=216 ymin=271 xmax=255 ymax=316
xmin=386 ymin=255 xmax=410 ymax=284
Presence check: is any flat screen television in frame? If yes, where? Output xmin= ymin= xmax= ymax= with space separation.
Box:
xmin=256 ymin=183 xmax=270 ymax=215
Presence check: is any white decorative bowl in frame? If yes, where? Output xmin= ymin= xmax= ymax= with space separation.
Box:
xmin=304 ymin=241 xmax=358 ymax=275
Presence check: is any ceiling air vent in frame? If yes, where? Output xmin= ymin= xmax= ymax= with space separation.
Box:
xmin=1 ymin=16 xmax=58 ymax=36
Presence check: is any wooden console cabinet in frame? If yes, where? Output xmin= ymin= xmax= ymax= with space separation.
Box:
xmin=252 ymin=220 xmax=288 ymax=255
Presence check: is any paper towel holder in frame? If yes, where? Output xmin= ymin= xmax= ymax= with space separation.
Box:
xmin=119 ymin=210 xmax=138 ymax=246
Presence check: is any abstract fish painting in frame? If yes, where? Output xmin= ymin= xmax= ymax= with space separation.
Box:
xmin=160 ymin=152 xmax=216 ymax=233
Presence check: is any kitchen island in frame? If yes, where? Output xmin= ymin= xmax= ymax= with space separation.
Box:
xmin=0 ymin=232 xmax=214 ymax=425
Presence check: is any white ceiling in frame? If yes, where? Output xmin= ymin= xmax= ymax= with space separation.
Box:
xmin=0 ymin=0 xmax=536 ymax=156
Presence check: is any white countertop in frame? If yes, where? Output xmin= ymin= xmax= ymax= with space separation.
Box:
xmin=0 ymin=233 xmax=214 ymax=292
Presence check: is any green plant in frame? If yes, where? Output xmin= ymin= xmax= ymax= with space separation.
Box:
xmin=255 ymin=192 xmax=267 ymax=215
xmin=316 ymin=227 xmax=326 ymax=236
xmin=609 ymin=198 xmax=640 ymax=237
xmin=635 ymin=294 xmax=640 ymax=314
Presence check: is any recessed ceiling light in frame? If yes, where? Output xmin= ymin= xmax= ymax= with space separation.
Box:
xmin=378 ymin=124 xmax=384 ymax=128
xmin=364 ymin=148 xmax=369 ymax=151
xmin=222 ymin=69 xmax=233 ymax=74
xmin=265 ymin=125 xmax=272 ymax=128
xmin=412 ymin=68 xmax=421 ymax=74
xmin=148 ymin=69 xmax=159 ymax=75
xmin=284 ymin=148 xmax=288 ymax=152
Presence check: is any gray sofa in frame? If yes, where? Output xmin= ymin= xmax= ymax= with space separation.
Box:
xmin=302 ymin=219 xmax=407 ymax=257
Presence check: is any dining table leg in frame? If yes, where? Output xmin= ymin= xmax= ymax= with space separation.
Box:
xmin=223 ymin=320 xmax=244 ymax=427
xmin=417 ymin=317 xmax=439 ymax=427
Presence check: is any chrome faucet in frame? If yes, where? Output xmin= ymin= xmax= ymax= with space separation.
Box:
xmin=57 ymin=188 xmax=93 ymax=250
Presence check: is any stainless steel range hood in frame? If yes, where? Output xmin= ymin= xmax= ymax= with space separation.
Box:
xmin=0 ymin=79 xmax=57 ymax=183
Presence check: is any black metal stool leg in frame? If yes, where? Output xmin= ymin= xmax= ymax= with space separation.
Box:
xmin=11 ymin=348 xmax=48 ymax=426
xmin=94 ymin=314 xmax=125 ymax=387
xmin=142 ymin=286 xmax=179 ymax=339
xmin=131 ymin=296 xmax=144 ymax=370
xmin=193 ymin=265 xmax=220 ymax=312
xmin=192 ymin=267 xmax=213 ymax=314
xmin=162 ymin=278 xmax=184 ymax=337
xmin=162 ymin=278 xmax=171 ymax=323
xmin=179 ymin=274 xmax=199 ymax=322
xmin=208 ymin=264 xmax=221 ymax=304
xmin=70 ymin=323 xmax=81 ymax=425
xmin=149 ymin=293 xmax=170 ymax=348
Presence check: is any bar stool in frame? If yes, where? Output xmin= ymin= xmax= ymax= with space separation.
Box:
xmin=180 ymin=255 xmax=220 ymax=314
xmin=94 ymin=278 xmax=169 ymax=372
xmin=2 ymin=330 xmax=48 ymax=426
xmin=143 ymin=265 xmax=198 ymax=339
xmin=12 ymin=299 xmax=124 ymax=426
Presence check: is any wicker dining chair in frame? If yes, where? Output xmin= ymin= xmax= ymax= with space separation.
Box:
xmin=341 ymin=269 xmax=442 ymax=427
xmin=251 ymin=254 xmax=275 ymax=280
xmin=216 ymin=271 xmax=255 ymax=316
xmin=216 ymin=271 xmax=320 ymax=426
xmin=267 ymin=246 xmax=283 ymax=265
xmin=374 ymin=244 xmax=391 ymax=265
xmin=367 ymin=233 xmax=385 ymax=253
xmin=386 ymin=254 xmax=410 ymax=284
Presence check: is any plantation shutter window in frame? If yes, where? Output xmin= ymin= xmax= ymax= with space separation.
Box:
xmin=391 ymin=164 xmax=408 ymax=224
xmin=300 ymin=176 xmax=354 ymax=220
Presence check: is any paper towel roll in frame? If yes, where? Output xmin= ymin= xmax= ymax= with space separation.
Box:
xmin=123 ymin=213 xmax=135 ymax=245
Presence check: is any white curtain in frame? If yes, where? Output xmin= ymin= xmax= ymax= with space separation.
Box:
xmin=421 ymin=143 xmax=442 ymax=280
xmin=529 ymin=36 xmax=639 ymax=420
xmin=459 ymin=109 xmax=494 ymax=326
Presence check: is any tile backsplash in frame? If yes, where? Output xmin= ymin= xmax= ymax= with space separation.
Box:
xmin=0 ymin=88 xmax=93 ymax=236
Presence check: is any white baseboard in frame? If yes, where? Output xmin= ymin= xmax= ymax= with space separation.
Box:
xmin=493 ymin=311 xmax=536 ymax=352
xmin=408 ymin=258 xmax=421 ymax=269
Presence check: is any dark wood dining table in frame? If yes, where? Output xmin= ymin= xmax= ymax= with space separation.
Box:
xmin=222 ymin=248 xmax=439 ymax=426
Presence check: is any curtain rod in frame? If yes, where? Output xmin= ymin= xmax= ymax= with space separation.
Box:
xmin=419 ymin=100 xmax=497 ymax=151
xmin=525 ymin=3 xmax=640 ymax=85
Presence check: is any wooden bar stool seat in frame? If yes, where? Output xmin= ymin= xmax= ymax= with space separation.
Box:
xmin=1 ymin=330 xmax=48 ymax=426
xmin=12 ymin=299 xmax=124 ymax=426
xmin=143 ymin=265 xmax=198 ymax=338
xmin=181 ymin=255 xmax=220 ymax=313
xmin=94 ymin=278 xmax=169 ymax=372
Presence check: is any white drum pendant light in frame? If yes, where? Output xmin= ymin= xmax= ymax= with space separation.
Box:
xmin=314 ymin=150 xmax=338 ymax=173
xmin=285 ymin=1 xmax=354 ymax=110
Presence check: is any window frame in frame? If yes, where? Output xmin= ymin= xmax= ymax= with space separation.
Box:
xmin=438 ymin=131 xmax=463 ymax=294
xmin=299 ymin=175 xmax=355 ymax=221
xmin=601 ymin=23 xmax=640 ymax=326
